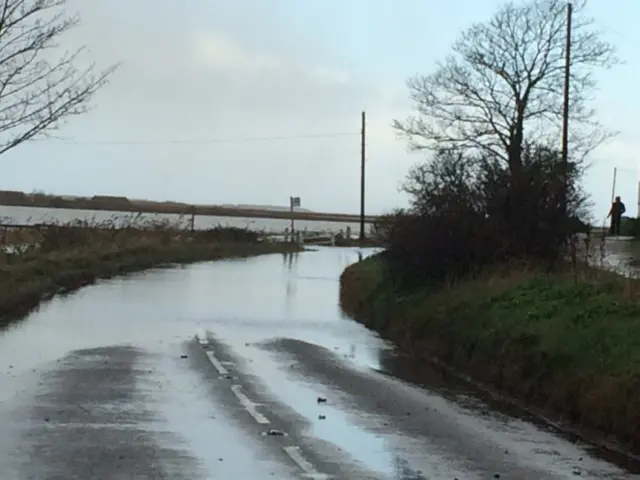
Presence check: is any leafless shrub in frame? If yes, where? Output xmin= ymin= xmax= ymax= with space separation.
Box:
xmin=384 ymin=145 xmax=589 ymax=289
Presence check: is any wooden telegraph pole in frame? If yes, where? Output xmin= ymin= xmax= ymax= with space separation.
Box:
xmin=560 ymin=2 xmax=572 ymax=218
xmin=289 ymin=196 xmax=294 ymax=240
xmin=289 ymin=195 xmax=301 ymax=243
xmin=359 ymin=111 xmax=366 ymax=245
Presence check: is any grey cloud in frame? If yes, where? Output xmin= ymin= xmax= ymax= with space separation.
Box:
xmin=5 ymin=0 xmax=411 ymax=214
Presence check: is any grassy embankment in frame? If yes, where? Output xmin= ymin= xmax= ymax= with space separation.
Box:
xmin=0 ymin=220 xmax=301 ymax=327
xmin=340 ymin=251 xmax=640 ymax=450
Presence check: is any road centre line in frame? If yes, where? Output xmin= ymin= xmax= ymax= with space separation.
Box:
xmin=205 ymin=351 xmax=229 ymax=375
xmin=196 ymin=331 xmax=230 ymax=374
xmin=283 ymin=446 xmax=331 ymax=479
xmin=231 ymin=384 xmax=270 ymax=424
xmin=196 ymin=332 xmax=266 ymax=422
xmin=195 ymin=332 xmax=328 ymax=478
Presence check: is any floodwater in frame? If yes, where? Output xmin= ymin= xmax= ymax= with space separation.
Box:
xmin=575 ymin=233 xmax=640 ymax=275
xmin=599 ymin=235 xmax=640 ymax=275
xmin=0 ymin=247 xmax=638 ymax=479
xmin=0 ymin=204 xmax=368 ymax=235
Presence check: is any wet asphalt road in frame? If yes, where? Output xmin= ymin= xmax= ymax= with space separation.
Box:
xmin=0 ymin=247 xmax=638 ymax=479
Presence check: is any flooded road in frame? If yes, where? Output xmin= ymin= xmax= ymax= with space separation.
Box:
xmin=0 ymin=247 xmax=637 ymax=479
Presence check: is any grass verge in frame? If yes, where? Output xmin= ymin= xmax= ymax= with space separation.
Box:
xmin=340 ymin=253 xmax=640 ymax=451
xmin=0 ymin=225 xmax=301 ymax=328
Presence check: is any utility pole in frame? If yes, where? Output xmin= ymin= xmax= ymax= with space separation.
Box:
xmin=289 ymin=196 xmax=301 ymax=243
xmin=560 ymin=2 xmax=572 ymax=219
xmin=602 ymin=167 xmax=618 ymax=234
xmin=289 ymin=196 xmax=294 ymax=241
xmin=359 ymin=111 xmax=366 ymax=245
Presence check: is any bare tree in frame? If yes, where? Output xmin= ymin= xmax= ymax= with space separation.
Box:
xmin=0 ymin=0 xmax=118 ymax=156
xmin=392 ymin=0 xmax=617 ymax=175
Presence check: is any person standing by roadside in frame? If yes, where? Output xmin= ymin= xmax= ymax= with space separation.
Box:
xmin=607 ymin=196 xmax=626 ymax=236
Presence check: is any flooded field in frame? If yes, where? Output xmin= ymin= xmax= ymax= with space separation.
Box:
xmin=577 ymin=234 xmax=640 ymax=276
xmin=0 ymin=205 xmax=369 ymax=235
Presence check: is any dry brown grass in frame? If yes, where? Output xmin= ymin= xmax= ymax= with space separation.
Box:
xmin=0 ymin=219 xmax=300 ymax=327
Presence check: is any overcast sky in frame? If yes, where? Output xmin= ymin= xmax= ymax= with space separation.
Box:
xmin=2 ymin=0 xmax=640 ymax=217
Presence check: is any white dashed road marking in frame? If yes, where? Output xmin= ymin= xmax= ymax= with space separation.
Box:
xmin=283 ymin=446 xmax=332 ymax=479
xmin=196 ymin=332 xmax=229 ymax=375
xmin=230 ymin=384 xmax=270 ymax=425
xmin=205 ymin=351 xmax=229 ymax=375
xmin=197 ymin=331 xmax=328 ymax=478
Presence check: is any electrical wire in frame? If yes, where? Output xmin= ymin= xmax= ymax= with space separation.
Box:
xmin=43 ymin=131 xmax=360 ymax=146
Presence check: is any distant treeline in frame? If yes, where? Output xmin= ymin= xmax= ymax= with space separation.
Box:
xmin=0 ymin=190 xmax=188 ymax=211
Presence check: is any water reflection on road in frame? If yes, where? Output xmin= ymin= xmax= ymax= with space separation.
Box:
xmin=0 ymin=246 xmax=636 ymax=479
xmin=581 ymin=234 xmax=640 ymax=275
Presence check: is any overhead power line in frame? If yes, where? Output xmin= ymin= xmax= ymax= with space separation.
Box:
xmin=44 ymin=131 xmax=360 ymax=146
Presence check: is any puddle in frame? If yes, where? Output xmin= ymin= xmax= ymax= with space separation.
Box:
xmin=229 ymin=343 xmax=397 ymax=476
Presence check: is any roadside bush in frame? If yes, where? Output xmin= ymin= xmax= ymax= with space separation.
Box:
xmin=385 ymin=145 xmax=589 ymax=289
xmin=621 ymin=217 xmax=640 ymax=238
xmin=370 ymin=209 xmax=407 ymax=244
xmin=192 ymin=226 xmax=260 ymax=243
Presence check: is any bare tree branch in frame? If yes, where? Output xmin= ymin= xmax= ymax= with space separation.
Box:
xmin=393 ymin=0 xmax=617 ymax=173
xmin=0 ymin=0 xmax=119 ymax=156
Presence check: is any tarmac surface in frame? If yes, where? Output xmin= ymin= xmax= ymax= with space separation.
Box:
xmin=0 ymin=246 xmax=638 ymax=479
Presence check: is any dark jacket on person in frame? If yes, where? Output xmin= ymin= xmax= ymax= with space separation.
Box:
xmin=609 ymin=201 xmax=626 ymax=219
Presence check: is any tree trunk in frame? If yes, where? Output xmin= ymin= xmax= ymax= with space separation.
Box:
xmin=507 ymin=108 xmax=525 ymax=178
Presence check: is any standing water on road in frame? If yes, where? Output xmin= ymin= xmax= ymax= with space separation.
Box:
xmin=0 ymin=247 xmax=637 ymax=479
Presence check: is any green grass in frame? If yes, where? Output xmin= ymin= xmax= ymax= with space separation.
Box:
xmin=340 ymin=253 xmax=640 ymax=448
xmin=416 ymin=274 xmax=640 ymax=374
xmin=343 ymin=254 xmax=640 ymax=374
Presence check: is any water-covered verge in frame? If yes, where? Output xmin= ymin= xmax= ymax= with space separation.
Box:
xmin=0 ymin=229 xmax=301 ymax=329
xmin=339 ymin=252 xmax=640 ymax=455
